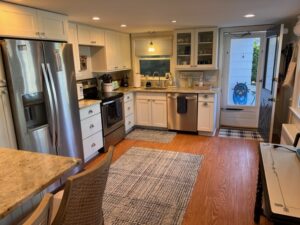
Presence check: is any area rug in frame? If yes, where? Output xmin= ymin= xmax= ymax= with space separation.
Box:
xmin=125 ymin=128 xmax=176 ymax=143
xmin=218 ymin=128 xmax=265 ymax=141
xmin=103 ymin=147 xmax=203 ymax=225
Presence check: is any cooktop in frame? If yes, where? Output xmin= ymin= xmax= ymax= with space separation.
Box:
xmin=83 ymin=87 xmax=123 ymax=103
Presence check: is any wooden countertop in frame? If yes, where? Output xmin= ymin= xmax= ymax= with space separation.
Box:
xmin=0 ymin=148 xmax=81 ymax=218
xmin=78 ymin=99 xmax=101 ymax=109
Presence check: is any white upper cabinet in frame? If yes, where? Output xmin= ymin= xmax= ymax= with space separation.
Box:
xmin=37 ymin=10 xmax=68 ymax=41
xmin=0 ymin=2 xmax=68 ymax=41
xmin=174 ymin=28 xmax=218 ymax=70
xmin=77 ymin=24 xmax=105 ymax=46
xmin=120 ymin=33 xmax=132 ymax=69
xmin=0 ymin=2 xmax=39 ymax=39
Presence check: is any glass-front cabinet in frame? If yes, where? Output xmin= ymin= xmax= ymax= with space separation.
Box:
xmin=175 ymin=30 xmax=194 ymax=68
xmin=175 ymin=28 xmax=218 ymax=70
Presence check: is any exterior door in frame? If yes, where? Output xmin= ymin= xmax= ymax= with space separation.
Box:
xmin=221 ymin=32 xmax=265 ymax=128
xmin=258 ymin=25 xmax=284 ymax=142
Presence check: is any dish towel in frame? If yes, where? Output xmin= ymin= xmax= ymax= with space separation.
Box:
xmin=177 ymin=96 xmax=187 ymax=114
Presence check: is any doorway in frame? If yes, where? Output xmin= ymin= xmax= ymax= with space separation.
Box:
xmin=221 ymin=32 xmax=266 ymax=128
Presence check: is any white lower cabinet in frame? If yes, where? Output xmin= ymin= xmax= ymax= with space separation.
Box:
xmin=197 ymin=93 xmax=217 ymax=134
xmin=124 ymin=92 xmax=135 ymax=133
xmin=79 ymin=103 xmax=103 ymax=162
xmin=0 ymin=87 xmax=17 ymax=148
xmin=135 ymin=93 xmax=167 ymax=128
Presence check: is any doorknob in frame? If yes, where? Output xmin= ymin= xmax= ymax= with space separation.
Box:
xmin=268 ymin=98 xmax=275 ymax=102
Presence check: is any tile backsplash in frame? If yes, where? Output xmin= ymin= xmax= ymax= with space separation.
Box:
xmin=176 ymin=71 xmax=218 ymax=88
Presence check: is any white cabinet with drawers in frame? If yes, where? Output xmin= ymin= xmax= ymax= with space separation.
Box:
xmin=197 ymin=93 xmax=217 ymax=135
xmin=124 ymin=92 xmax=135 ymax=133
xmin=79 ymin=102 xmax=103 ymax=162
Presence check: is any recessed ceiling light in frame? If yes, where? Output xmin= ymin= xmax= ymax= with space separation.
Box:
xmin=171 ymin=20 xmax=177 ymax=23
xmin=120 ymin=24 xmax=127 ymax=28
xmin=244 ymin=14 xmax=255 ymax=18
xmin=92 ymin=16 xmax=100 ymax=21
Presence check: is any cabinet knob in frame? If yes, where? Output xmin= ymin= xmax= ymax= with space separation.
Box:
xmin=1 ymin=90 xmax=7 ymax=94
xmin=127 ymin=107 xmax=130 ymax=110
xmin=127 ymin=96 xmax=130 ymax=100
xmin=35 ymin=32 xmax=40 ymax=36
xmin=203 ymin=102 xmax=208 ymax=106
xmin=89 ymin=124 xmax=94 ymax=129
xmin=128 ymin=121 xmax=131 ymax=125
xmin=0 ymin=80 xmax=6 ymax=83
xmin=203 ymin=95 xmax=208 ymax=98
xmin=40 ymin=32 xmax=45 ymax=36
xmin=88 ymin=110 xmax=93 ymax=114
xmin=91 ymin=143 xmax=96 ymax=147
xmin=91 ymin=41 xmax=96 ymax=44
xmin=152 ymin=100 xmax=155 ymax=102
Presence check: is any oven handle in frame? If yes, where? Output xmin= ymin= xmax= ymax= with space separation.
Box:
xmin=102 ymin=99 xmax=120 ymax=106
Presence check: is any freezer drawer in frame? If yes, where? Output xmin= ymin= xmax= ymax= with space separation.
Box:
xmin=167 ymin=93 xmax=198 ymax=132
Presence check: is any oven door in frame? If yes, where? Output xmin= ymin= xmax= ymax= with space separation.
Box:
xmin=101 ymin=98 xmax=124 ymax=136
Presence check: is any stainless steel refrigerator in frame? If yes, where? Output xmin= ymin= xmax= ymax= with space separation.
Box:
xmin=1 ymin=39 xmax=84 ymax=172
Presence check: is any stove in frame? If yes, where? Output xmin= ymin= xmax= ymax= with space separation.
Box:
xmin=83 ymin=86 xmax=124 ymax=103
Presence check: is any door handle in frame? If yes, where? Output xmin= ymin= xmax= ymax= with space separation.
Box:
xmin=41 ymin=63 xmax=56 ymax=147
xmin=46 ymin=63 xmax=60 ymax=146
xmin=185 ymin=96 xmax=197 ymax=100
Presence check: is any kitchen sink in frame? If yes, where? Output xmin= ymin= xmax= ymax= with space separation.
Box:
xmin=143 ymin=87 xmax=168 ymax=90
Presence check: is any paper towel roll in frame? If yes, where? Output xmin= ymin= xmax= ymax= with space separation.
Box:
xmin=134 ymin=74 xmax=141 ymax=87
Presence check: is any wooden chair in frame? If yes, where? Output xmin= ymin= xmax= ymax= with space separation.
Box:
xmin=51 ymin=146 xmax=114 ymax=225
xmin=22 ymin=193 xmax=53 ymax=225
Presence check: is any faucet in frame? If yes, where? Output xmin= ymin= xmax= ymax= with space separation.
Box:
xmin=153 ymin=71 xmax=160 ymax=87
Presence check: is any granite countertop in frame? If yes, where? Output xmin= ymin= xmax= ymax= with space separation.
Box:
xmin=78 ymin=99 xmax=101 ymax=109
xmin=0 ymin=148 xmax=81 ymax=218
xmin=115 ymin=86 xmax=219 ymax=94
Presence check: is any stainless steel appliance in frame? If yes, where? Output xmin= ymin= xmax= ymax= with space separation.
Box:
xmin=1 ymin=39 xmax=84 ymax=172
xmin=167 ymin=93 xmax=198 ymax=132
xmin=82 ymin=78 xmax=125 ymax=151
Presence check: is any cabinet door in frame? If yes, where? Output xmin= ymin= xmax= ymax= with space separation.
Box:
xmin=120 ymin=33 xmax=131 ymax=70
xmin=67 ymin=23 xmax=81 ymax=75
xmin=37 ymin=10 xmax=68 ymax=41
xmin=0 ymin=2 xmax=39 ymax=39
xmin=195 ymin=28 xmax=218 ymax=69
xmin=151 ymin=100 xmax=167 ymax=128
xmin=174 ymin=30 xmax=195 ymax=69
xmin=197 ymin=101 xmax=214 ymax=132
xmin=105 ymin=30 xmax=122 ymax=71
xmin=90 ymin=28 xmax=105 ymax=46
xmin=135 ymin=99 xmax=151 ymax=126
xmin=77 ymin=24 xmax=92 ymax=45
xmin=0 ymin=87 xmax=17 ymax=148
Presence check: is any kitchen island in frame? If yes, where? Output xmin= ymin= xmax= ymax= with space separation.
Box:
xmin=0 ymin=148 xmax=81 ymax=221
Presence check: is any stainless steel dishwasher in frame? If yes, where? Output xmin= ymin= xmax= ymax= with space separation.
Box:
xmin=167 ymin=93 xmax=198 ymax=132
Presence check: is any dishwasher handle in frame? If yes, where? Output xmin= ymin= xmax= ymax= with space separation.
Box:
xmin=167 ymin=95 xmax=197 ymax=100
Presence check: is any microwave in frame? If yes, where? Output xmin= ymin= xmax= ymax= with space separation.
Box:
xmin=76 ymin=83 xmax=84 ymax=100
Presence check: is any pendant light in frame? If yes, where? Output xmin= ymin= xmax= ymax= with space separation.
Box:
xmin=148 ymin=41 xmax=155 ymax=52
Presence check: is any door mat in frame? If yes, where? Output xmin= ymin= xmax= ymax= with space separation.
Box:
xmin=103 ymin=146 xmax=203 ymax=225
xmin=126 ymin=128 xmax=176 ymax=143
xmin=218 ymin=128 xmax=265 ymax=141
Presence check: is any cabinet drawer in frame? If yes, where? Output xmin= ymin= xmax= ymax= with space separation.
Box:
xmin=80 ymin=104 xmax=101 ymax=120
xmin=83 ymin=131 xmax=103 ymax=162
xmin=125 ymin=114 xmax=134 ymax=132
xmin=136 ymin=92 xmax=166 ymax=100
xmin=124 ymin=92 xmax=133 ymax=103
xmin=81 ymin=113 xmax=102 ymax=139
xmin=198 ymin=93 xmax=215 ymax=102
xmin=124 ymin=100 xmax=134 ymax=117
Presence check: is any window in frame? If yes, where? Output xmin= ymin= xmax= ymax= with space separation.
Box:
xmin=139 ymin=58 xmax=170 ymax=77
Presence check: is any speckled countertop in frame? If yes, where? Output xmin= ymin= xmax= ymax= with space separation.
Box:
xmin=115 ymin=86 xmax=219 ymax=94
xmin=78 ymin=99 xmax=101 ymax=109
xmin=0 ymin=148 xmax=81 ymax=218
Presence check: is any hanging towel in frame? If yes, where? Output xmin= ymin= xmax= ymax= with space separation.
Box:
xmin=177 ymin=96 xmax=187 ymax=114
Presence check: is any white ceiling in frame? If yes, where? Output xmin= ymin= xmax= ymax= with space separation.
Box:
xmin=5 ymin=0 xmax=300 ymax=33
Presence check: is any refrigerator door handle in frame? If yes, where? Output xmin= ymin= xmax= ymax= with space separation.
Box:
xmin=46 ymin=63 xmax=60 ymax=146
xmin=41 ymin=63 xmax=56 ymax=147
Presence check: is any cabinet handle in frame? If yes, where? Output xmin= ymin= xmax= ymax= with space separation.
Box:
xmin=35 ymin=32 xmax=40 ymax=36
xmin=40 ymin=32 xmax=45 ymax=36
xmin=203 ymin=94 xmax=208 ymax=98
xmin=91 ymin=143 xmax=96 ymax=147
xmin=1 ymin=90 xmax=7 ymax=94
xmin=128 ymin=121 xmax=131 ymax=125
xmin=89 ymin=124 xmax=94 ymax=129
xmin=127 ymin=107 xmax=130 ymax=110
xmin=152 ymin=100 xmax=155 ymax=102
xmin=127 ymin=96 xmax=130 ymax=100
xmin=88 ymin=110 xmax=93 ymax=114
xmin=203 ymin=102 xmax=208 ymax=106
xmin=148 ymin=99 xmax=151 ymax=102
xmin=91 ymin=41 xmax=96 ymax=44
xmin=0 ymin=79 xmax=6 ymax=84
xmin=114 ymin=66 xmax=119 ymax=69
xmin=123 ymin=66 xmax=127 ymax=68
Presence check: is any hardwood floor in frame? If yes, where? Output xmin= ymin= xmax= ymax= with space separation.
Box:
xmin=86 ymin=133 xmax=273 ymax=225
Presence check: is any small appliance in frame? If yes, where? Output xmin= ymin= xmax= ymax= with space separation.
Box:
xmin=77 ymin=83 xmax=84 ymax=100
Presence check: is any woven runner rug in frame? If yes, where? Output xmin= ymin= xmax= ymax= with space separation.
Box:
xmin=126 ymin=128 xmax=176 ymax=143
xmin=103 ymin=147 xmax=203 ymax=225
xmin=218 ymin=128 xmax=265 ymax=141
